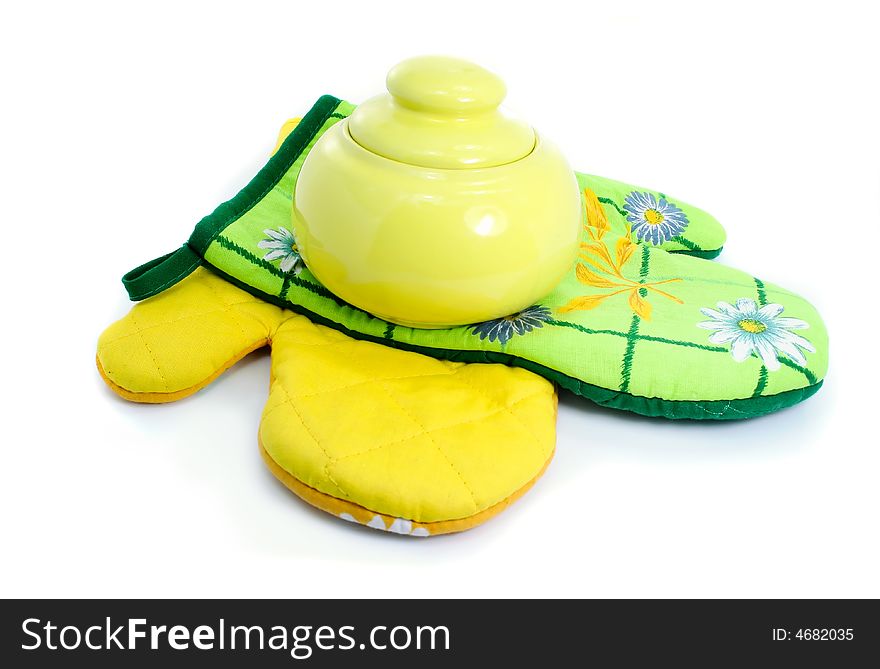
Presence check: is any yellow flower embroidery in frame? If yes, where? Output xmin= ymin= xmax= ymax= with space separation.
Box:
xmin=558 ymin=188 xmax=683 ymax=320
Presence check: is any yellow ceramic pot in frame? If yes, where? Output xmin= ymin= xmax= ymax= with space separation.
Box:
xmin=293 ymin=56 xmax=581 ymax=328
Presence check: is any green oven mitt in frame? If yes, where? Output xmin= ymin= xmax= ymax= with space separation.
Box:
xmin=117 ymin=96 xmax=826 ymax=419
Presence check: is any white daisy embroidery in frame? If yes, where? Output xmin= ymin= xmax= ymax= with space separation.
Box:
xmin=257 ymin=226 xmax=304 ymax=274
xmin=697 ymin=298 xmax=815 ymax=371
xmin=339 ymin=513 xmax=430 ymax=536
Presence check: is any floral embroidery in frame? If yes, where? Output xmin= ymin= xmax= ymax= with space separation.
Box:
xmin=258 ymin=226 xmax=304 ymax=274
xmin=470 ymin=305 xmax=552 ymax=345
xmin=624 ymin=191 xmax=689 ymax=245
xmin=340 ymin=513 xmax=430 ymax=536
xmin=559 ymin=188 xmax=683 ymax=319
xmin=697 ymin=298 xmax=814 ymax=370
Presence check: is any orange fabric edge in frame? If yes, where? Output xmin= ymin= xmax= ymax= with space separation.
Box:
xmin=258 ymin=432 xmax=556 ymax=537
xmin=95 ymin=340 xmax=268 ymax=404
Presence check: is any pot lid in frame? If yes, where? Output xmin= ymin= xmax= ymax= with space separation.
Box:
xmin=348 ymin=56 xmax=536 ymax=170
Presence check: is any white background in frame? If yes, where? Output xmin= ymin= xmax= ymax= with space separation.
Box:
xmin=1 ymin=0 xmax=877 ymax=598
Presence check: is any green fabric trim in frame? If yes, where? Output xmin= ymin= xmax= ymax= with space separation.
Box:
xmin=121 ymin=244 xmax=201 ymax=301
xmin=189 ymin=94 xmax=341 ymax=254
xmin=203 ymin=262 xmax=822 ymax=420
xmin=122 ymin=95 xmax=341 ymax=300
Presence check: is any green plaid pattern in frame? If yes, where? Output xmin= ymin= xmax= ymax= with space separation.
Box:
xmin=138 ymin=96 xmax=827 ymax=419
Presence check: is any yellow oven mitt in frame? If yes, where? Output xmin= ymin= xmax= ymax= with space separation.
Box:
xmin=98 ymin=266 xmax=556 ymax=536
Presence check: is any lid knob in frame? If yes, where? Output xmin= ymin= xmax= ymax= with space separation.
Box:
xmin=386 ymin=56 xmax=507 ymax=115
xmin=348 ymin=56 xmax=536 ymax=170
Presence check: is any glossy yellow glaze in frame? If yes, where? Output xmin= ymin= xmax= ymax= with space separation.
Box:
xmin=293 ymin=56 xmax=581 ymax=328
xmin=349 ymin=55 xmax=535 ymax=169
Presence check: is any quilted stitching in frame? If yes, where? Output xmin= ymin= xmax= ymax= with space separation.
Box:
xmin=259 ymin=315 xmax=556 ymax=524
xmin=97 ymin=267 xmax=558 ymax=527
xmin=99 ymin=302 xmax=263 ymax=347
xmin=128 ymin=310 xmax=170 ymax=392
xmin=271 ymin=381 xmax=351 ymax=501
xmin=98 ymin=268 xmax=288 ymax=395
